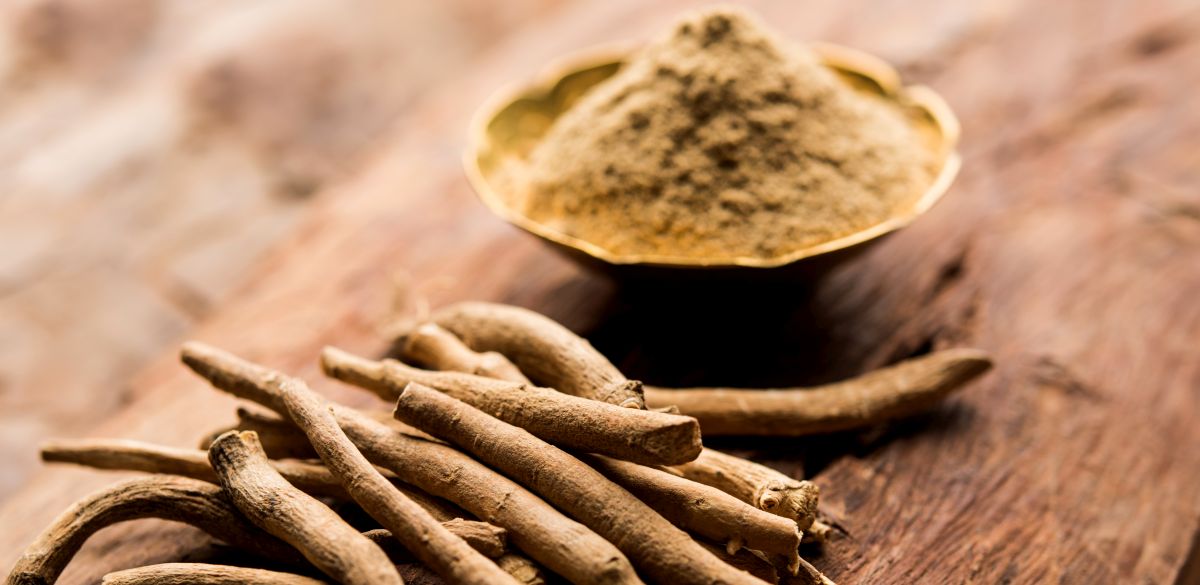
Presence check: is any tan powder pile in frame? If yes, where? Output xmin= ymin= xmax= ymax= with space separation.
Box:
xmin=501 ymin=8 xmax=940 ymax=261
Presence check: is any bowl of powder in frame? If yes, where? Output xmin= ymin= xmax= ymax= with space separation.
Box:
xmin=466 ymin=8 xmax=960 ymax=281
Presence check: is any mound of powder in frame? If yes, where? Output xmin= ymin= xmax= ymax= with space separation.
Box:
xmin=500 ymin=8 xmax=941 ymax=261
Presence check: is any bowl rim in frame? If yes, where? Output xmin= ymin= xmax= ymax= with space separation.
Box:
xmin=464 ymin=41 xmax=962 ymax=269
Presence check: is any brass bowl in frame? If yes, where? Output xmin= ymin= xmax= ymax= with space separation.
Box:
xmin=465 ymin=42 xmax=961 ymax=283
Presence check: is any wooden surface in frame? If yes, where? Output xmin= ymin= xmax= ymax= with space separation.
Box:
xmin=3 ymin=0 xmax=1200 ymax=584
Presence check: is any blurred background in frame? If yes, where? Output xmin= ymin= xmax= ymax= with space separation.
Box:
xmin=0 ymin=0 xmax=562 ymax=497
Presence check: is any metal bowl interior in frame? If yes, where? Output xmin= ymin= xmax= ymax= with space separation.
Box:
xmin=465 ymin=42 xmax=961 ymax=282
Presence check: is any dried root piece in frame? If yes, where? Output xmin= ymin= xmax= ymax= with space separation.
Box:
xmin=182 ymin=342 xmax=639 ymax=585
xmin=199 ymin=406 xmax=435 ymax=457
xmin=697 ymin=541 xmax=778 ymax=584
xmin=337 ymin=409 xmax=639 ymax=585
xmin=645 ymin=349 xmax=992 ymax=436
xmin=101 ymin=563 xmax=327 ymax=585
xmin=41 ymin=438 xmax=463 ymax=518
xmin=40 ymin=438 xmax=349 ymax=498
xmin=278 ymin=371 xmax=518 ymax=585
xmin=207 ymin=430 xmax=402 ymax=585
xmin=43 ymin=439 xmax=213 ymax=483
xmin=364 ymin=519 xmax=506 ymax=560
xmin=792 ymin=557 xmax=837 ymax=585
xmin=322 ymin=347 xmax=701 ymax=465
xmin=401 ymin=322 xmax=531 ymax=383
xmin=394 ymin=383 xmax=760 ymax=585
xmin=4 ymin=476 xmax=295 ymax=585
xmin=582 ymin=454 xmax=802 ymax=572
xmin=667 ymin=448 xmax=819 ymax=530
xmin=495 ymin=554 xmax=548 ymax=585
xmin=199 ymin=407 xmax=317 ymax=459
xmin=431 ymin=302 xmax=645 ymax=408
xmin=366 ymin=527 xmax=550 ymax=585
xmin=802 ymin=520 xmax=833 ymax=545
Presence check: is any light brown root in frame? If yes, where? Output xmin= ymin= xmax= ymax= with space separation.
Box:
xmin=790 ymin=557 xmax=837 ymax=585
xmin=582 ymin=454 xmax=801 ymax=569
xmin=43 ymin=439 xmax=213 ymax=482
xmin=401 ymin=322 xmax=532 ymax=383
xmin=364 ymin=519 xmax=506 ymax=560
xmin=431 ymin=519 xmax=507 ymax=557
xmin=40 ymin=438 xmax=350 ymax=497
xmin=667 ymin=448 xmax=819 ymax=530
xmin=322 ymin=347 xmax=701 ymax=465
xmin=37 ymin=435 xmax=494 ymax=549
xmin=802 ymin=520 xmax=833 ymax=545
xmin=697 ymin=541 xmax=779 ymax=584
xmin=207 ymin=431 xmax=402 ymax=585
xmin=100 ymin=563 xmax=327 ymax=585
xmin=4 ymin=476 xmax=296 ymax=585
xmin=181 ymin=341 xmax=639 ymax=585
xmin=431 ymin=302 xmax=645 ymax=408
xmin=366 ymin=527 xmax=550 ymax=585
xmin=645 ymin=349 xmax=993 ymax=436
xmin=40 ymin=438 xmax=464 ymax=518
xmin=337 ymin=411 xmax=639 ymax=585
xmin=278 ymin=371 xmax=518 ymax=585
xmin=198 ymin=407 xmax=317 ymax=459
xmin=495 ymin=554 xmax=548 ymax=585
xmin=395 ymin=564 xmax=442 ymax=585
xmin=394 ymin=383 xmax=760 ymax=585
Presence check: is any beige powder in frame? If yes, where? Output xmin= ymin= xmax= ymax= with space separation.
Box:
xmin=501 ymin=8 xmax=940 ymax=261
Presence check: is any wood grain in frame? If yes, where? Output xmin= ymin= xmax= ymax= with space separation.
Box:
xmin=3 ymin=0 xmax=1199 ymax=583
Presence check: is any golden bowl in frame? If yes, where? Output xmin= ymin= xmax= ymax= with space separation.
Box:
xmin=464 ymin=42 xmax=961 ymax=283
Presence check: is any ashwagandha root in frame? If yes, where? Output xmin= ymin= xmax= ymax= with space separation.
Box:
xmin=321 ymin=347 xmax=701 ymax=465
xmin=379 ymin=315 xmax=832 ymax=571
xmin=430 ymin=302 xmax=645 ymax=408
xmin=385 ymin=331 xmax=794 ymax=579
xmin=394 ymin=383 xmax=762 ymax=585
xmin=393 ymin=325 xmax=825 ymax=541
xmin=802 ymin=520 xmax=833 ymax=545
xmin=365 ymin=530 xmax=547 ymax=585
xmin=666 ymin=448 xmax=819 ymax=530
xmin=198 ymin=407 xmax=435 ymax=460
xmin=382 ymin=321 xmax=828 ymax=565
xmin=582 ymin=454 xmax=802 ymax=572
xmin=792 ymin=557 xmax=838 ymax=585
xmin=697 ymin=542 xmax=778 ymax=584
xmin=40 ymin=438 xmax=463 ymax=519
xmin=495 ymin=555 xmax=548 ymax=585
xmin=365 ymin=517 xmax=507 ymax=559
xmin=401 ymin=322 xmax=531 ymax=384
xmin=693 ymin=552 xmax=834 ymax=585
xmin=339 ymin=418 xmax=597 ymax=585
xmin=181 ymin=342 xmax=640 ymax=585
xmin=644 ymin=349 xmax=993 ymax=436
xmin=199 ymin=407 xmax=317 ymax=459
xmin=41 ymin=438 xmax=350 ymax=498
xmin=207 ymin=430 xmax=403 ymax=585
xmin=41 ymin=438 xmax=516 ymax=547
xmin=100 ymin=563 xmax=327 ymax=585
xmin=277 ymin=372 xmax=519 ymax=585
xmin=400 ymin=322 xmax=674 ymax=416
xmin=367 ymin=527 xmax=548 ymax=585
xmin=4 ymin=476 xmax=295 ymax=585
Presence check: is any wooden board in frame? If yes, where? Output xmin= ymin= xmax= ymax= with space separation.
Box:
xmin=3 ymin=0 xmax=1200 ymax=583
